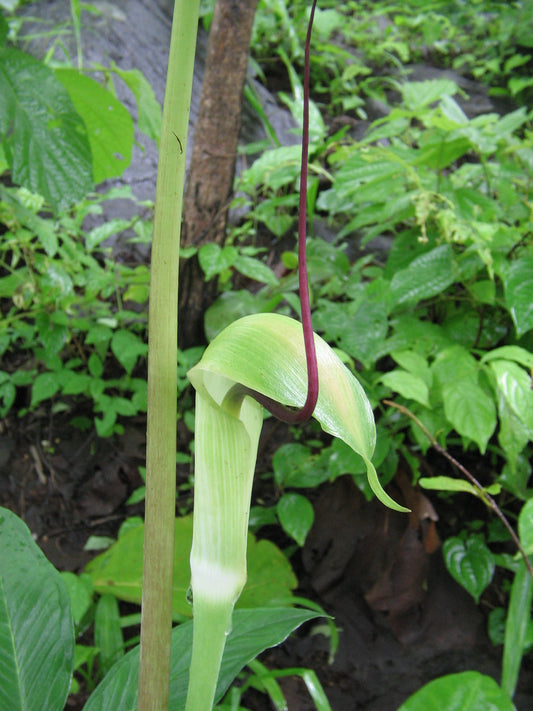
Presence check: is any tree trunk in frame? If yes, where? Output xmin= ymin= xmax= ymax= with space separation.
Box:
xmin=179 ymin=0 xmax=259 ymax=347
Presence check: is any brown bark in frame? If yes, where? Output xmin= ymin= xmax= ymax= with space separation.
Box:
xmin=179 ymin=0 xmax=259 ymax=347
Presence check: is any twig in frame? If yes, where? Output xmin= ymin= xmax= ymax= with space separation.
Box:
xmin=383 ymin=399 xmax=533 ymax=579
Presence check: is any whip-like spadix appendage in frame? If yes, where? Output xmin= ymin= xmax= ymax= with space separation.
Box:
xmin=184 ymin=313 xmax=407 ymax=711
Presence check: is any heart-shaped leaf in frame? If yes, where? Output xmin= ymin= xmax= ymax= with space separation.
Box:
xmin=443 ymin=535 xmax=495 ymax=602
xmin=277 ymin=493 xmax=314 ymax=546
xmin=397 ymin=670 xmax=516 ymax=711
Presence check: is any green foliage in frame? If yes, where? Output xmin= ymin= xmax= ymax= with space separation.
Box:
xmin=0 ymin=507 xmax=74 ymax=711
xmin=0 ymin=183 xmax=152 ymax=436
xmin=398 ymin=671 xmax=516 ymax=711
xmin=84 ymin=515 xmax=298 ymax=615
xmin=83 ymin=607 xmax=320 ymax=711
xmin=0 ymin=506 xmax=316 ymax=711
xmin=1 ymin=0 xmax=533 ymax=708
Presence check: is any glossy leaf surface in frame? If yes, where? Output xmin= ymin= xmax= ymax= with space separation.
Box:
xmin=0 ymin=47 xmax=92 ymax=209
xmin=0 ymin=507 xmax=74 ymax=711
xmin=83 ymin=607 xmax=320 ymax=711
xmin=443 ymin=535 xmax=495 ymax=603
xmin=398 ymin=671 xmax=516 ymax=711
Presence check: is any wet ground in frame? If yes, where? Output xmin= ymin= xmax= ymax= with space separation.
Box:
xmin=3 ymin=1 xmax=533 ymax=709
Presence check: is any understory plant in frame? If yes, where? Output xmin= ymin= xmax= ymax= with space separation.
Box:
xmin=1 ymin=1 xmax=533 ymax=710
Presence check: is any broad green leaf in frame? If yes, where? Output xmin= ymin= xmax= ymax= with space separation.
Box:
xmin=398 ymin=671 xmax=516 ymax=711
xmin=443 ymin=535 xmax=495 ymax=603
xmin=391 ymin=350 xmax=431 ymax=385
xmin=414 ymin=133 xmax=470 ymax=170
xmin=94 ymin=594 xmax=124 ymax=675
xmin=204 ymin=290 xmax=272 ymax=341
xmin=503 ymin=257 xmax=533 ymax=337
xmin=489 ymin=360 xmax=533 ymax=431
xmin=277 ymin=493 xmax=314 ymax=546
xmin=389 ymin=244 xmax=454 ymax=308
xmin=83 ymin=607 xmax=320 ymax=711
xmin=110 ymin=329 xmax=147 ymax=374
xmin=482 ymin=346 xmax=533 ymax=369
xmin=380 ymin=370 xmax=430 ymax=406
xmin=431 ymin=344 xmax=479 ymax=388
xmin=84 ymin=516 xmax=297 ymax=616
xmin=273 ymin=442 xmax=329 ymax=489
xmin=110 ymin=65 xmax=162 ymax=142
xmin=233 ymin=254 xmax=279 ymax=286
xmin=86 ymin=218 xmax=132 ymax=252
xmin=189 ymin=313 xmax=407 ymax=513
xmin=0 ymin=507 xmax=74 ymax=711
xmin=198 ymin=243 xmax=237 ymax=280
xmin=442 ymin=379 xmax=497 ymax=453
xmin=60 ymin=572 xmax=92 ymax=631
xmin=55 ymin=69 xmax=134 ymax=183
xmin=0 ymin=47 xmax=92 ymax=210
xmin=30 ymin=371 xmax=61 ymax=407
xmin=518 ymin=499 xmax=533 ymax=555
xmin=239 ymin=145 xmax=301 ymax=193
xmin=400 ymin=79 xmax=459 ymax=111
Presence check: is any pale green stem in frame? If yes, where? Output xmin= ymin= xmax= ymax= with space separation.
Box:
xmin=185 ymin=388 xmax=263 ymax=711
xmin=138 ymin=2 xmax=200 ymax=710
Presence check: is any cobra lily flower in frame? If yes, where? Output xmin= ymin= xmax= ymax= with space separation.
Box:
xmin=184 ymin=312 xmax=407 ymax=711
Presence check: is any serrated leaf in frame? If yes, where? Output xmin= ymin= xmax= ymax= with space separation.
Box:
xmin=443 ymin=536 xmax=495 ymax=602
xmin=442 ymin=379 xmax=497 ymax=453
xmin=398 ymin=671 xmax=516 ymax=711
xmin=503 ymin=257 xmax=533 ymax=337
xmin=389 ymin=244 xmax=454 ymax=308
xmin=83 ymin=607 xmax=320 ymax=711
xmin=0 ymin=507 xmax=74 ymax=711
xmin=55 ymin=68 xmax=133 ymax=183
xmin=0 ymin=47 xmax=92 ymax=210
xmin=277 ymin=493 xmax=314 ymax=546
xmin=400 ymin=79 xmax=459 ymax=110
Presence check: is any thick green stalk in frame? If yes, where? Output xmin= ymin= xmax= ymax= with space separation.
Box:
xmin=185 ymin=387 xmax=263 ymax=711
xmin=138 ymin=2 xmax=200 ymax=710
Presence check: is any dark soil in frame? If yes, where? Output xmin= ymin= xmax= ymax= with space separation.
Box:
xmin=2 ymin=409 xmax=533 ymax=710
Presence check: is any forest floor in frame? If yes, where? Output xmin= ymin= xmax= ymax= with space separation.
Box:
xmin=2 ymin=1 xmax=533 ymax=709
xmin=2 ymin=409 xmax=533 ymax=710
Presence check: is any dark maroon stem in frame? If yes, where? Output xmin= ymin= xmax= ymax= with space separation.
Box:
xmin=247 ymin=0 xmax=319 ymax=425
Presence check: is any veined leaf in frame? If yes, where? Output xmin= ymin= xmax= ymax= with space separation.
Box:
xmin=389 ymin=244 xmax=454 ymax=308
xmin=0 ymin=508 xmax=74 ymax=711
xmin=55 ymin=69 xmax=134 ymax=183
xmin=398 ymin=671 xmax=516 ymax=711
xmin=0 ymin=47 xmax=92 ymax=210
xmin=83 ymin=607 xmax=320 ymax=711
xmin=503 ymin=257 xmax=533 ymax=337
